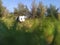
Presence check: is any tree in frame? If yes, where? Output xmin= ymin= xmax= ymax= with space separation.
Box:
xmin=14 ymin=8 xmax=18 ymax=16
xmin=47 ymin=4 xmax=59 ymax=19
xmin=0 ymin=0 xmax=3 ymax=17
xmin=18 ymin=3 xmax=25 ymax=15
xmin=14 ymin=3 xmax=29 ymax=16
xmin=37 ymin=2 xmax=46 ymax=18
xmin=31 ymin=0 xmax=37 ymax=18
xmin=3 ymin=7 xmax=9 ymax=17
xmin=0 ymin=0 xmax=8 ymax=17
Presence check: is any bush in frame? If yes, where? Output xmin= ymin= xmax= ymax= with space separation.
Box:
xmin=0 ymin=17 xmax=60 ymax=45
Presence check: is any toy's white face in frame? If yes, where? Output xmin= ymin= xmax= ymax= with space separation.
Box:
xmin=19 ymin=16 xmax=27 ymax=22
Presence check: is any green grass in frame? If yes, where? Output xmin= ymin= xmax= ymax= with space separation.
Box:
xmin=0 ymin=17 xmax=60 ymax=45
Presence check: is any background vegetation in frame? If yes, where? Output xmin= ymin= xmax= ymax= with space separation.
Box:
xmin=0 ymin=0 xmax=60 ymax=45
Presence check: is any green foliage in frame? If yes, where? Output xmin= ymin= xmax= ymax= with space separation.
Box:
xmin=0 ymin=0 xmax=60 ymax=45
xmin=14 ymin=3 xmax=29 ymax=16
xmin=46 ymin=4 xmax=59 ymax=19
xmin=0 ymin=0 xmax=9 ymax=17
xmin=37 ymin=2 xmax=45 ymax=17
xmin=0 ymin=17 xmax=60 ymax=45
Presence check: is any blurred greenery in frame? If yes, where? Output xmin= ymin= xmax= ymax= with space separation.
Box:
xmin=0 ymin=0 xmax=60 ymax=45
xmin=0 ymin=16 xmax=60 ymax=45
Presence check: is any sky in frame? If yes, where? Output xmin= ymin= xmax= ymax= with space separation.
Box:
xmin=2 ymin=0 xmax=60 ymax=12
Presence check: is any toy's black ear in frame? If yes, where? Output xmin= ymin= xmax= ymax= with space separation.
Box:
xmin=16 ymin=16 xmax=19 ymax=22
